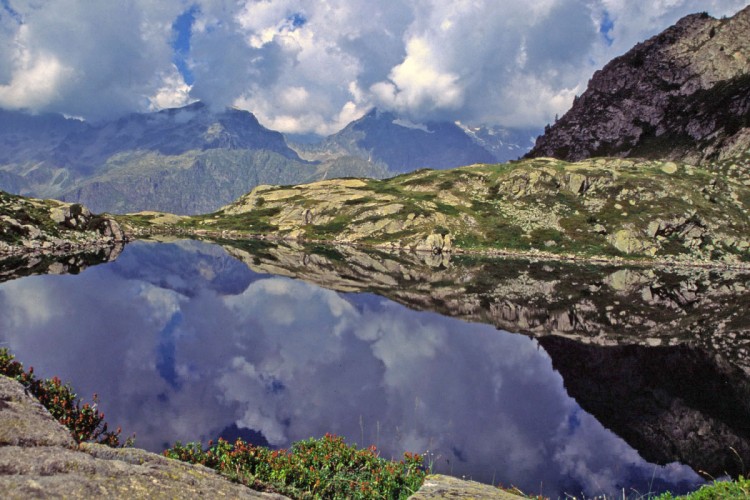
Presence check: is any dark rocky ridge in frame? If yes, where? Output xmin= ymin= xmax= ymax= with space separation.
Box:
xmin=527 ymin=6 xmax=750 ymax=164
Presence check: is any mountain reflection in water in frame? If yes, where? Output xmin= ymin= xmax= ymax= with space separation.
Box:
xmin=2 ymin=239 xmax=748 ymax=497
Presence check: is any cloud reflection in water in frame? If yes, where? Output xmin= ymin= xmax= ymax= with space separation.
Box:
xmin=0 ymin=240 xmax=702 ymax=497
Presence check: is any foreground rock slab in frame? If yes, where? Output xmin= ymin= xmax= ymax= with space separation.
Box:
xmin=0 ymin=375 xmax=288 ymax=499
xmin=409 ymin=474 xmax=525 ymax=499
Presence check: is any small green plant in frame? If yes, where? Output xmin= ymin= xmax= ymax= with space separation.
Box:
xmin=0 ymin=348 xmax=128 ymax=447
xmin=654 ymin=476 xmax=749 ymax=499
xmin=164 ymin=433 xmax=426 ymax=499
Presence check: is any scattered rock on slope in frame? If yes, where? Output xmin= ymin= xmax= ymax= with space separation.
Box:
xmin=131 ymin=157 xmax=750 ymax=265
xmin=0 ymin=192 xmax=125 ymax=256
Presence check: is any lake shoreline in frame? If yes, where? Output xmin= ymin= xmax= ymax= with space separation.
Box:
xmin=121 ymin=225 xmax=750 ymax=271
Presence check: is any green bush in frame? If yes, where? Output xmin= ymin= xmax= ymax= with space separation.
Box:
xmin=655 ymin=476 xmax=749 ymax=499
xmin=164 ymin=433 xmax=426 ymax=499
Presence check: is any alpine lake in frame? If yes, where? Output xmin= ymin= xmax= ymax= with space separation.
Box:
xmin=1 ymin=238 xmax=748 ymax=499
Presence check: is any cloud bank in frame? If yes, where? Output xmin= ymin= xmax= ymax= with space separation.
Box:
xmin=0 ymin=0 xmax=747 ymax=131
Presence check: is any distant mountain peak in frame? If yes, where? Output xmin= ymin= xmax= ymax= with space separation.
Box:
xmin=317 ymin=109 xmax=497 ymax=172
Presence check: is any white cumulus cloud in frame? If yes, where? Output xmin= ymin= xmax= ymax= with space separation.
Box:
xmin=0 ymin=0 xmax=746 ymax=130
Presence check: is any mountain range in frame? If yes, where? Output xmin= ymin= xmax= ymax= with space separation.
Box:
xmin=0 ymin=103 xmax=530 ymax=215
xmin=291 ymin=109 xmax=536 ymax=172
xmin=0 ymin=102 xmax=367 ymax=214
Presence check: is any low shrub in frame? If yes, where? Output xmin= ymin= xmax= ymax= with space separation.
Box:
xmin=164 ymin=433 xmax=426 ymax=499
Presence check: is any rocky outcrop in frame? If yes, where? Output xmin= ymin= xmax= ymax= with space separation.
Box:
xmin=0 ymin=192 xmax=126 ymax=257
xmin=128 ymin=157 xmax=750 ymax=265
xmin=0 ymin=375 xmax=288 ymax=499
xmin=527 ymin=6 xmax=750 ymax=165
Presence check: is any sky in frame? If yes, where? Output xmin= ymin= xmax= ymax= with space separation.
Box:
xmin=0 ymin=0 xmax=748 ymax=135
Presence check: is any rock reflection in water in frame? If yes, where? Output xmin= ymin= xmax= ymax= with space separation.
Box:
xmin=538 ymin=337 xmax=750 ymax=478
xmin=0 ymin=244 xmax=124 ymax=284
xmin=219 ymin=239 xmax=750 ymax=372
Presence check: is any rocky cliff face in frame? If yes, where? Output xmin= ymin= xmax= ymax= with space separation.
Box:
xmin=527 ymin=6 xmax=750 ymax=164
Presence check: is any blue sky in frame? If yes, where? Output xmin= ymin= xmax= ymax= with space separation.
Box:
xmin=0 ymin=0 xmax=748 ymax=134
xmin=171 ymin=5 xmax=197 ymax=86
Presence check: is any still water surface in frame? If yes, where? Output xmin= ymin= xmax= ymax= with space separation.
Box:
xmin=2 ymin=239 xmax=743 ymax=497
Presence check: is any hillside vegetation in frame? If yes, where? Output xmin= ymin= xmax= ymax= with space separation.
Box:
xmin=120 ymin=156 xmax=750 ymax=266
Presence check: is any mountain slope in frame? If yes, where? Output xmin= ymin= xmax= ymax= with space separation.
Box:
xmin=60 ymin=149 xmax=319 ymax=215
xmin=0 ymin=104 xmax=528 ymax=215
xmin=457 ymin=123 xmax=540 ymax=163
xmin=527 ymin=6 xmax=750 ymax=164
